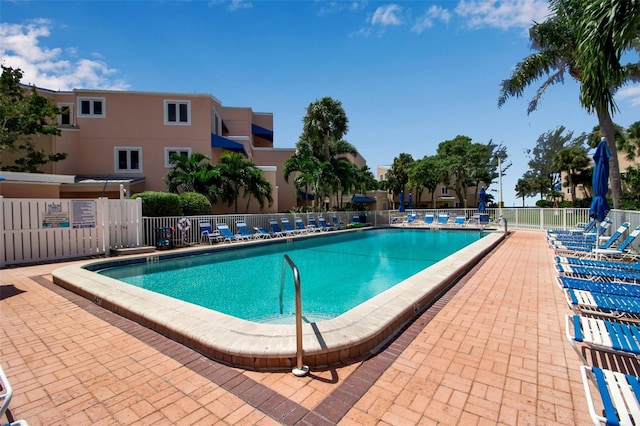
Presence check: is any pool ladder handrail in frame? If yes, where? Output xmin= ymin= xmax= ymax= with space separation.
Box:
xmin=280 ymin=254 xmax=309 ymax=377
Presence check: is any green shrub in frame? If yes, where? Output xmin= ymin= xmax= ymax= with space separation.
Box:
xmin=179 ymin=192 xmax=211 ymax=215
xmin=535 ymin=199 xmax=554 ymax=208
xmin=131 ymin=191 xmax=182 ymax=217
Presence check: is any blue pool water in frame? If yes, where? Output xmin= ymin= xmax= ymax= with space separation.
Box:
xmin=97 ymin=228 xmax=483 ymax=323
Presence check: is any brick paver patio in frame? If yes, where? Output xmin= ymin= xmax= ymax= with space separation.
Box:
xmin=1 ymin=230 xmax=594 ymax=425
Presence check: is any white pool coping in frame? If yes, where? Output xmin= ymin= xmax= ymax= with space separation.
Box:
xmin=52 ymin=229 xmax=505 ymax=371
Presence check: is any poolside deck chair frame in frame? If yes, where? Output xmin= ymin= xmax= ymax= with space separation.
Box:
xmin=236 ymin=221 xmax=259 ymax=240
xmin=254 ymin=226 xmax=276 ymax=238
xmin=555 ymin=255 xmax=640 ymax=272
xmin=280 ymin=218 xmax=302 ymax=235
xmin=269 ymin=219 xmax=292 ymax=237
xmin=557 ymin=263 xmax=640 ymax=283
xmin=307 ymin=217 xmax=323 ymax=232
xmin=294 ymin=217 xmax=309 ymax=234
xmin=216 ymin=223 xmax=241 ymax=243
xmin=593 ymin=225 xmax=640 ymax=261
xmin=566 ymin=314 xmax=640 ymax=365
xmin=563 ymin=288 xmax=640 ymax=322
xmin=318 ymin=216 xmax=335 ymax=231
xmin=580 ymin=365 xmax=640 ymax=426
xmin=199 ymin=221 xmax=221 ymax=244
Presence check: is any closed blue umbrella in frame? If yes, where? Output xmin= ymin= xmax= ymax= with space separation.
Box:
xmin=589 ymin=138 xmax=611 ymax=222
xmin=399 ymin=191 xmax=405 ymax=212
xmin=408 ymin=193 xmax=413 ymax=210
xmin=478 ymin=187 xmax=486 ymax=212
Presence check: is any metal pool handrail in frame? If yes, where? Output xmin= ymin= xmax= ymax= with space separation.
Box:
xmin=280 ymin=254 xmax=309 ymax=377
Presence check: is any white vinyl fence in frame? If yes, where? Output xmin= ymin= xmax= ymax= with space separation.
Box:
xmin=1 ymin=197 xmax=143 ymax=268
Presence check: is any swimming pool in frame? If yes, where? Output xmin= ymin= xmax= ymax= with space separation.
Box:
xmin=96 ymin=229 xmax=483 ymax=323
xmin=52 ymin=227 xmax=505 ymax=370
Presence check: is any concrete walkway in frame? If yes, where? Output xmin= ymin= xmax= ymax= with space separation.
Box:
xmin=0 ymin=230 xmax=593 ymax=425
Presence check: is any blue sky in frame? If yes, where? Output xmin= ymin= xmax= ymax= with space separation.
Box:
xmin=2 ymin=0 xmax=639 ymax=207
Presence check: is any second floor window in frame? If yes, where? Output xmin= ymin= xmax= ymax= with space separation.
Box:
xmin=165 ymin=148 xmax=191 ymax=168
xmin=57 ymin=103 xmax=74 ymax=126
xmin=78 ymin=97 xmax=105 ymax=117
xmin=115 ymin=147 xmax=142 ymax=172
xmin=165 ymin=100 xmax=190 ymax=125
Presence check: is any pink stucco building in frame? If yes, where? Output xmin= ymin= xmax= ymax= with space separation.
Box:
xmin=0 ymin=87 xmax=366 ymax=213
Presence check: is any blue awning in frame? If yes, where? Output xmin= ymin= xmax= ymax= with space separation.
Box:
xmin=352 ymin=196 xmax=376 ymax=203
xmin=211 ymin=134 xmax=247 ymax=155
xmin=252 ymin=124 xmax=273 ymax=142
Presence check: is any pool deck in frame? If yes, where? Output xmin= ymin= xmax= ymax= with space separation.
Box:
xmin=0 ymin=230 xmax=595 ymax=425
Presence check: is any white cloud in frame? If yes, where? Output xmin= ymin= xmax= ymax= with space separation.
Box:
xmin=412 ymin=5 xmax=452 ymax=34
xmin=228 ymin=0 xmax=252 ymax=12
xmin=0 ymin=20 xmax=128 ymax=91
xmin=319 ymin=1 xmax=367 ymax=16
xmin=455 ymin=0 xmax=549 ymax=31
xmin=208 ymin=0 xmax=252 ymax=12
xmin=371 ymin=4 xmax=403 ymax=26
xmin=617 ymin=85 xmax=640 ymax=107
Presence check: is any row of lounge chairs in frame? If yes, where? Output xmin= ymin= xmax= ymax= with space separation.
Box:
xmin=199 ymin=216 xmax=357 ymax=243
xmin=548 ymin=219 xmax=640 ymax=425
xmin=392 ymin=212 xmax=496 ymax=226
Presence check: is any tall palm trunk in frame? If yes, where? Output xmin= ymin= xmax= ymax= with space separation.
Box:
xmin=596 ymin=107 xmax=622 ymax=209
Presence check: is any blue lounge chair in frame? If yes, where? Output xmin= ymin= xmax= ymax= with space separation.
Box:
xmin=580 ymin=366 xmax=640 ymax=426
xmin=593 ymin=225 xmax=640 ymax=260
xmin=557 ymin=263 xmax=640 ymax=283
xmin=254 ymin=226 xmax=275 ymax=238
xmin=318 ymin=217 xmax=335 ymax=231
xmin=424 ymin=214 xmax=434 ymax=225
xmin=566 ymin=314 xmax=640 ymax=364
xmin=216 ymin=223 xmax=239 ymax=242
xmin=269 ymin=219 xmax=293 ymax=236
xmin=453 ymin=216 xmax=465 ymax=226
xmin=307 ymin=217 xmax=322 ymax=232
xmin=564 ymin=288 xmax=640 ymax=320
xmin=280 ymin=218 xmax=300 ymax=235
xmin=236 ymin=221 xmax=258 ymax=239
xmin=199 ymin=220 xmax=221 ymax=244
xmin=547 ymin=218 xmax=599 ymax=236
xmin=332 ymin=216 xmax=344 ymax=230
xmin=556 ymin=275 xmax=640 ymax=297
xmin=437 ymin=213 xmax=449 ymax=225
xmin=403 ymin=214 xmax=416 ymax=225
xmin=555 ymin=255 xmax=640 ymax=272
xmin=553 ymin=222 xmax=631 ymax=253
xmin=294 ymin=217 xmax=308 ymax=233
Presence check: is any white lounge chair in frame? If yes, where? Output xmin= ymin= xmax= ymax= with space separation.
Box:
xmin=580 ymin=365 xmax=640 ymax=426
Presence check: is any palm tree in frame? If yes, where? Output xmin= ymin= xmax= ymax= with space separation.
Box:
xmin=284 ymin=140 xmax=321 ymax=210
xmin=243 ymin=167 xmax=273 ymax=213
xmin=218 ymin=152 xmax=268 ymax=213
xmin=165 ymin=152 xmax=215 ymax=194
xmin=499 ymin=0 xmax=640 ymax=208
xmin=302 ymin=97 xmax=348 ymax=162
xmin=515 ymin=178 xmax=535 ymax=207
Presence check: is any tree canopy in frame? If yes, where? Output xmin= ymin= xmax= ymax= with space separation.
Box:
xmin=0 ymin=65 xmax=67 ymax=172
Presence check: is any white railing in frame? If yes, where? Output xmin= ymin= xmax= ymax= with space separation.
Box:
xmin=3 ymin=200 xmax=638 ymax=267
xmin=1 ymin=197 xmax=143 ymax=268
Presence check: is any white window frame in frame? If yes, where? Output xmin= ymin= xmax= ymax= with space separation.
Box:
xmin=164 ymin=100 xmax=191 ymax=125
xmin=57 ymin=103 xmax=74 ymax=126
xmin=441 ymin=186 xmax=449 ymax=195
xmin=165 ymin=147 xmax=192 ymax=168
xmin=114 ymin=147 xmax=143 ymax=172
xmin=77 ymin=97 xmax=106 ymax=118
